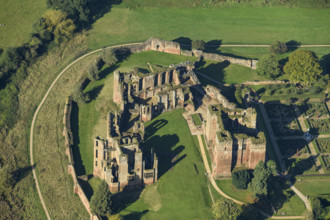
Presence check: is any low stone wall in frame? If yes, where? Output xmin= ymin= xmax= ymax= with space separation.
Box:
xmin=63 ymin=97 xmax=99 ymax=220
xmin=122 ymin=38 xmax=258 ymax=69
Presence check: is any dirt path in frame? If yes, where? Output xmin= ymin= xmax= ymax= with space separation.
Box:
xmin=29 ymin=42 xmax=143 ymax=220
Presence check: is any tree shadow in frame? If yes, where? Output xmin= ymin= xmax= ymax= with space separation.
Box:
xmin=287 ymin=156 xmax=314 ymax=176
xmin=70 ymin=101 xmax=86 ymax=176
xmin=85 ymin=0 xmax=122 ymax=30
xmin=14 ymin=164 xmax=36 ymax=184
xmin=286 ymin=40 xmax=301 ymax=52
xmin=123 ymin=209 xmax=149 ymax=220
xmin=172 ymin=37 xmax=192 ymax=50
xmin=320 ymin=53 xmax=330 ymax=74
xmin=251 ymin=176 xmax=295 ymax=217
xmin=86 ymin=85 xmax=103 ymax=102
xmin=206 ymin=39 xmax=222 ymax=49
xmin=238 ymin=203 xmax=265 ymax=220
xmin=98 ymin=63 xmax=120 ymax=80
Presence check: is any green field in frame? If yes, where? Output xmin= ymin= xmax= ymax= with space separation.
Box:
xmin=118 ymin=110 xmax=212 ymax=219
xmin=294 ymin=178 xmax=330 ymax=196
xmin=0 ymin=0 xmax=47 ymax=49
xmin=88 ymin=7 xmax=330 ymax=49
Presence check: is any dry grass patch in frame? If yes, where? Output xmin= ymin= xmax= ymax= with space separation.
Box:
xmin=141 ymin=184 xmax=162 ymax=212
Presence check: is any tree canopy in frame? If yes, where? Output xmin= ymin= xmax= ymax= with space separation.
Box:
xmin=212 ymin=198 xmax=242 ymax=220
xmin=192 ymin=40 xmax=206 ymax=51
xmin=284 ymin=50 xmax=323 ymax=85
xmin=270 ymin=41 xmax=287 ymax=54
xmin=256 ymin=54 xmax=281 ymax=79
xmin=248 ymin=161 xmax=272 ymax=198
xmin=232 ymin=169 xmax=252 ymax=189
xmin=90 ymin=181 xmax=112 ymax=216
xmin=43 ymin=10 xmax=76 ymax=44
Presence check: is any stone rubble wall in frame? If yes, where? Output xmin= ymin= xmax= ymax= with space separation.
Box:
xmin=122 ymin=38 xmax=258 ymax=69
xmin=63 ymin=97 xmax=99 ymax=220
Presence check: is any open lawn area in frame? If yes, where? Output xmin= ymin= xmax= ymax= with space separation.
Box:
xmin=294 ymin=178 xmax=330 ymax=196
xmin=216 ymin=179 xmax=253 ymax=203
xmin=88 ymin=7 xmax=330 ymax=49
xmin=0 ymin=0 xmax=47 ymax=49
xmin=116 ymin=110 xmax=212 ymax=219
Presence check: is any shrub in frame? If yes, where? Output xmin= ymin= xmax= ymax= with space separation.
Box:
xmin=90 ymin=181 xmax=112 ymax=216
xmin=310 ymin=196 xmax=322 ymax=219
xmin=232 ymin=169 xmax=252 ymax=189
xmin=257 ymin=54 xmax=281 ymax=79
xmin=192 ymin=40 xmax=206 ymax=51
xmin=270 ymin=41 xmax=287 ymax=54
xmin=102 ymin=48 xmax=118 ymax=66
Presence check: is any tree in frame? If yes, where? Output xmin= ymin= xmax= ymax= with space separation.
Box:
xmin=248 ymin=161 xmax=272 ymax=198
xmin=232 ymin=169 xmax=252 ymax=189
xmin=90 ymin=181 xmax=111 ymax=216
xmin=87 ymin=63 xmax=99 ymax=81
xmin=72 ymin=83 xmax=90 ymax=103
xmin=266 ymin=160 xmax=278 ymax=175
xmin=257 ymin=54 xmax=281 ymax=79
xmin=310 ymin=196 xmax=322 ymax=219
xmin=212 ymin=198 xmax=242 ymax=220
xmin=192 ymin=40 xmax=206 ymax=51
xmin=43 ymin=10 xmax=76 ymax=44
xmin=102 ymin=48 xmax=118 ymax=66
xmin=284 ymin=50 xmax=323 ymax=85
xmin=270 ymin=41 xmax=287 ymax=54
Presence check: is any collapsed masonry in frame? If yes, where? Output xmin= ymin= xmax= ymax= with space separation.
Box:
xmin=93 ymin=62 xmax=201 ymax=192
xmin=203 ymin=85 xmax=266 ymax=177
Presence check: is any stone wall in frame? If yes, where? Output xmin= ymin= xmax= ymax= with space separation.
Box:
xmin=63 ymin=97 xmax=99 ymax=220
xmin=122 ymin=38 xmax=258 ymax=69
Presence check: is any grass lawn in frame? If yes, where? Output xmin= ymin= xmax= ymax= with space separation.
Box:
xmin=198 ymin=60 xmax=265 ymax=84
xmin=191 ymin=113 xmax=202 ymax=126
xmin=294 ymin=178 xmax=330 ymax=196
xmin=118 ymin=110 xmax=212 ymax=219
xmin=216 ymin=179 xmax=253 ymax=203
xmin=88 ymin=7 xmax=330 ymax=50
xmin=0 ymin=0 xmax=47 ymax=49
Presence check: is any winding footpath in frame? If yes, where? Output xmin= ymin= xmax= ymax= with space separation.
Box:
xmin=29 ymin=42 xmax=328 ymax=219
xmin=29 ymin=42 xmax=143 ymax=220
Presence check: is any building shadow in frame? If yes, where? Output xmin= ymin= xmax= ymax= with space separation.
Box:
xmin=144 ymin=119 xmax=168 ymax=140
xmin=111 ymin=188 xmax=145 ymax=214
xmin=70 ymin=101 xmax=86 ymax=176
xmin=123 ymin=210 xmax=149 ymax=220
xmin=197 ymin=60 xmax=229 ymax=84
xmin=172 ymin=37 xmax=192 ymax=50
xmin=142 ymin=134 xmax=186 ymax=179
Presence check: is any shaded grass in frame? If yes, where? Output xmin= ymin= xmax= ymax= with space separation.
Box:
xmin=118 ymin=110 xmax=212 ymax=219
xmin=88 ymin=7 xmax=330 ymax=49
xmin=198 ymin=60 xmax=265 ymax=84
xmin=0 ymin=0 xmax=47 ymax=48
xmin=216 ymin=179 xmax=253 ymax=203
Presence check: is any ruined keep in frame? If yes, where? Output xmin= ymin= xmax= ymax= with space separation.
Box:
xmin=204 ymin=91 xmax=266 ymax=177
xmin=93 ymin=62 xmax=201 ymax=192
